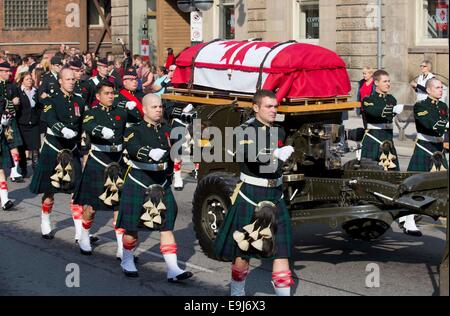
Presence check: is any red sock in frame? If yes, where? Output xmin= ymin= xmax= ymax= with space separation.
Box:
xmin=160 ymin=243 xmax=177 ymax=255
xmin=123 ymin=237 xmax=137 ymax=250
xmin=272 ymin=270 xmax=294 ymax=288
xmin=42 ymin=200 xmax=54 ymax=214
xmin=232 ymin=264 xmax=250 ymax=282
xmin=70 ymin=202 xmax=83 ymax=220
xmin=0 ymin=181 xmax=8 ymax=191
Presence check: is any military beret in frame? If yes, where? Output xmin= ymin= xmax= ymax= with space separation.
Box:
xmin=50 ymin=56 xmax=63 ymax=65
xmin=123 ymin=67 xmax=138 ymax=80
xmin=69 ymin=59 xmax=83 ymax=70
xmin=97 ymin=58 xmax=108 ymax=67
xmin=0 ymin=62 xmax=11 ymax=71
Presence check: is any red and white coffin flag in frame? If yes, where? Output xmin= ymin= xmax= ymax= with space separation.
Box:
xmin=173 ymin=40 xmax=351 ymax=102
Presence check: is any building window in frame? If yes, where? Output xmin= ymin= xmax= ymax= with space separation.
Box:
xmin=88 ymin=0 xmax=111 ymax=27
xmin=220 ymin=0 xmax=235 ymax=39
xmin=293 ymin=0 xmax=319 ymax=42
xmin=416 ymin=0 xmax=448 ymax=45
xmin=4 ymin=0 xmax=48 ymax=30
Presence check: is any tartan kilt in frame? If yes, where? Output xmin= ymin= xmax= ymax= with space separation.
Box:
xmin=0 ymin=136 xmax=13 ymax=170
xmin=6 ymin=119 xmax=24 ymax=149
xmin=407 ymin=140 xmax=448 ymax=172
xmin=29 ymin=135 xmax=82 ymax=194
xmin=73 ymin=151 xmax=124 ymax=211
xmin=116 ymin=169 xmax=177 ymax=233
xmin=214 ymin=183 xmax=292 ymax=261
xmin=361 ymin=129 xmax=400 ymax=171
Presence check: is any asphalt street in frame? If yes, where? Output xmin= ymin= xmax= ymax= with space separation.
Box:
xmin=0 ymin=113 xmax=447 ymax=296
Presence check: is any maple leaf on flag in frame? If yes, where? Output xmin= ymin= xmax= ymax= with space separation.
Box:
xmin=219 ymin=41 xmax=276 ymax=65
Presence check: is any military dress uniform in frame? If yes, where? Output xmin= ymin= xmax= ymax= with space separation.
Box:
xmin=72 ymin=103 xmax=129 ymax=211
xmin=360 ymin=92 xmax=400 ymax=171
xmin=29 ymin=90 xmax=85 ymax=194
xmin=114 ymin=88 xmax=144 ymax=127
xmin=38 ymin=71 xmax=60 ymax=102
xmin=0 ymin=77 xmax=24 ymax=182
xmin=214 ymin=118 xmax=292 ymax=261
xmin=115 ymin=121 xmax=178 ymax=233
xmin=408 ymin=97 xmax=449 ymax=172
xmin=0 ymin=81 xmax=13 ymax=171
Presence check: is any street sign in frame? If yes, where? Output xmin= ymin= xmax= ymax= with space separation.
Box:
xmin=191 ymin=11 xmax=203 ymax=42
xmin=140 ymin=38 xmax=150 ymax=61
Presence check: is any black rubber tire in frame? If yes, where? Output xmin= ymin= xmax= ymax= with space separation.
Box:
xmin=342 ymin=218 xmax=390 ymax=241
xmin=192 ymin=172 xmax=239 ymax=260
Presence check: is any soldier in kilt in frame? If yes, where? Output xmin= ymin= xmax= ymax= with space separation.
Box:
xmin=361 ymin=70 xmax=404 ymax=171
xmin=0 ymin=62 xmax=15 ymax=210
xmin=73 ymin=81 xmax=131 ymax=257
xmin=115 ymin=94 xmax=193 ymax=282
xmin=29 ymin=68 xmax=85 ymax=240
xmin=0 ymin=63 xmax=24 ymax=183
xmin=400 ymin=78 xmax=449 ymax=237
xmin=214 ymin=90 xmax=295 ymax=296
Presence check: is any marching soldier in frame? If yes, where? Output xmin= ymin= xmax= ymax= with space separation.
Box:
xmin=400 ymin=78 xmax=449 ymax=237
xmin=115 ymin=94 xmax=193 ymax=282
xmin=83 ymin=58 xmax=116 ymax=108
xmin=114 ymin=67 xmax=144 ymax=126
xmin=73 ymin=81 xmax=131 ymax=258
xmin=214 ymin=90 xmax=295 ymax=296
xmin=0 ymin=62 xmax=24 ymax=183
xmin=29 ymin=68 xmax=86 ymax=241
xmin=0 ymin=61 xmax=15 ymax=210
xmin=69 ymin=59 xmax=87 ymax=99
xmin=361 ymin=70 xmax=403 ymax=171
xmin=38 ymin=56 xmax=63 ymax=102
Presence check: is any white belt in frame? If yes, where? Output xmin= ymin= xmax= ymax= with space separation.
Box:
xmin=43 ymin=138 xmax=77 ymax=153
xmin=240 ymin=173 xmax=283 ymax=188
xmin=417 ymin=133 xmax=444 ymax=143
xmin=367 ymin=123 xmax=393 ymax=130
xmin=128 ymin=160 xmax=168 ymax=171
xmin=91 ymin=143 xmax=123 ymax=152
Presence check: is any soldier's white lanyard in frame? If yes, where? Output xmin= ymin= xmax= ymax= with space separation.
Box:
xmin=416 ymin=142 xmax=435 ymax=157
xmin=364 ymin=131 xmax=383 ymax=145
xmin=127 ymin=173 xmax=167 ymax=190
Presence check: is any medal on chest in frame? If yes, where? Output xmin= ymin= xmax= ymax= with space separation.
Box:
xmin=74 ymin=102 xmax=81 ymax=117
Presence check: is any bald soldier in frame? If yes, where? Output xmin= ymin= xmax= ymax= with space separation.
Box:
xmin=399 ymin=78 xmax=449 ymax=236
xmin=115 ymin=94 xmax=193 ymax=282
xmin=30 ymin=68 xmax=86 ymax=241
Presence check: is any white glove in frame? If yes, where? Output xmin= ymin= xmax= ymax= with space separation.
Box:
xmin=393 ymin=104 xmax=404 ymax=115
xmin=183 ymin=103 xmax=194 ymax=113
xmin=273 ymin=145 xmax=294 ymax=162
xmin=149 ymin=148 xmax=167 ymax=161
xmin=61 ymin=127 xmax=77 ymax=139
xmin=125 ymin=101 xmax=136 ymax=111
xmin=1 ymin=114 xmax=10 ymax=126
xmin=101 ymin=127 xmax=115 ymax=140
xmin=446 ymin=122 xmax=449 ymax=129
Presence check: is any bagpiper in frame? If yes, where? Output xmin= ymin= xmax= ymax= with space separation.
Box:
xmin=361 ymin=70 xmax=404 ymax=171
xmin=400 ymin=78 xmax=449 ymax=237
xmin=29 ymin=68 xmax=85 ymax=241
xmin=214 ymin=90 xmax=295 ymax=296
xmin=115 ymin=94 xmax=193 ymax=282
xmin=0 ymin=62 xmax=15 ymax=210
xmin=73 ymin=81 xmax=135 ymax=258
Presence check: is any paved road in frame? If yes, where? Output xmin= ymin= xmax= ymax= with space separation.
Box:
xmin=0 ymin=115 xmax=447 ymax=296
